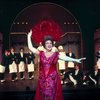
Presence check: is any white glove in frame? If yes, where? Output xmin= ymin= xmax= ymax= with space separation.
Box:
xmin=28 ymin=29 xmax=32 ymax=37
xmin=77 ymin=57 xmax=86 ymax=63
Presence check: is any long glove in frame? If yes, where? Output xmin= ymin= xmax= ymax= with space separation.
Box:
xmin=59 ymin=54 xmax=86 ymax=63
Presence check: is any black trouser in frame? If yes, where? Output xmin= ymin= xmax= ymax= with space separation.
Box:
xmin=62 ymin=71 xmax=71 ymax=81
xmin=29 ymin=72 xmax=33 ymax=78
xmin=74 ymin=77 xmax=83 ymax=86
xmin=20 ymin=72 xmax=24 ymax=78
xmin=83 ymin=75 xmax=98 ymax=85
xmin=0 ymin=73 xmax=4 ymax=80
xmin=11 ymin=73 xmax=17 ymax=80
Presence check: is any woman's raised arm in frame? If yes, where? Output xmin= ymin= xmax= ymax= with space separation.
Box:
xmin=27 ymin=30 xmax=39 ymax=55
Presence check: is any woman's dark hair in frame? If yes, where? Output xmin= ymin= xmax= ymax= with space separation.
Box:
xmin=42 ymin=35 xmax=53 ymax=47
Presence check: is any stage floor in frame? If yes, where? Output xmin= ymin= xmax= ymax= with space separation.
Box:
xmin=0 ymin=69 xmax=100 ymax=92
xmin=0 ymin=69 xmax=100 ymax=100
xmin=0 ymin=81 xmax=100 ymax=100
xmin=0 ymin=75 xmax=100 ymax=100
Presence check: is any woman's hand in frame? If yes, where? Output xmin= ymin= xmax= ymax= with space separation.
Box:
xmin=77 ymin=57 xmax=86 ymax=63
xmin=28 ymin=29 xmax=32 ymax=37
xmin=80 ymin=57 xmax=86 ymax=60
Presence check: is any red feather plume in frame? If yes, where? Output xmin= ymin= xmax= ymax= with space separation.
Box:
xmin=32 ymin=19 xmax=63 ymax=44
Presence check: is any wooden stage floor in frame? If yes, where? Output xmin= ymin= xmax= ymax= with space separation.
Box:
xmin=0 ymin=69 xmax=100 ymax=100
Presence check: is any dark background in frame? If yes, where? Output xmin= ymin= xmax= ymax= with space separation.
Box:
xmin=0 ymin=0 xmax=100 ymax=69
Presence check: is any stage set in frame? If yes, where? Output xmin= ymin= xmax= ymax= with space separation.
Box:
xmin=0 ymin=1 xmax=100 ymax=100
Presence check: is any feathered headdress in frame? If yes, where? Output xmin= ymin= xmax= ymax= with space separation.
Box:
xmin=32 ymin=19 xmax=63 ymax=44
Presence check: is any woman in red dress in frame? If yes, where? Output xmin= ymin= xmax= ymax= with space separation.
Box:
xmin=27 ymin=30 xmax=86 ymax=100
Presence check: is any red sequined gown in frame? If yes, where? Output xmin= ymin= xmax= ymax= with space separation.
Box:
xmin=34 ymin=51 xmax=63 ymax=100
